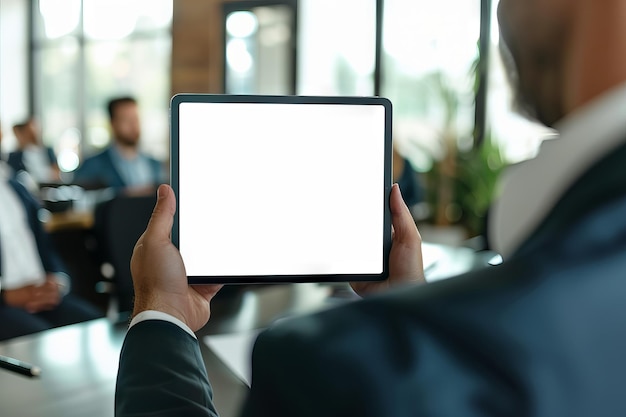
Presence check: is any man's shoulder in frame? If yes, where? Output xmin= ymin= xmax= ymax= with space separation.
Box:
xmin=254 ymin=268 xmax=509 ymax=360
xmin=75 ymin=148 xmax=115 ymax=176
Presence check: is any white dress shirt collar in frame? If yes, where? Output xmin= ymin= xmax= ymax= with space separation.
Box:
xmin=489 ymin=82 xmax=626 ymax=258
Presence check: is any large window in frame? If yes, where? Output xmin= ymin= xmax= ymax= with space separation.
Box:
xmin=33 ymin=0 xmax=173 ymax=173
xmin=290 ymin=0 xmax=550 ymax=237
xmin=0 ymin=0 xmax=29 ymax=152
xmin=382 ymin=0 xmax=481 ymax=172
xmin=297 ymin=0 xmax=377 ymax=96
xmin=295 ymin=0 xmax=482 ymax=169
xmin=224 ymin=2 xmax=297 ymax=95
xmin=294 ymin=0 xmax=548 ymax=167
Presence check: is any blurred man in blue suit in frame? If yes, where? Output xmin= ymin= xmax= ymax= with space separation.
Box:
xmin=74 ymin=97 xmax=163 ymax=195
xmin=9 ymin=117 xmax=61 ymax=184
xmin=116 ymin=0 xmax=626 ymax=415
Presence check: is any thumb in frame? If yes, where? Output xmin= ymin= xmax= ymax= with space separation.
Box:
xmin=390 ymin=183 xmax=421 ymax=245
xmin=144 ymin=184 xmax=177 ymax=241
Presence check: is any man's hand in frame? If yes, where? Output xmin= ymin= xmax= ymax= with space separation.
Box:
xmin=3 ymin=275 xmax=61 ymax=313
xmin=130 ymin=184 xmax=223 ymax=332
xmin=350 ymin=183 xmax=425 ymax=296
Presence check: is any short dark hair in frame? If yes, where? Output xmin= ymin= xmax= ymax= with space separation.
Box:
xmin=107 ymin=96 xmax=137 ymax=120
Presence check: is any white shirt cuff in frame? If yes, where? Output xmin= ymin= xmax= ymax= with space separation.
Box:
xmin=129 ymin=310 xmax=197 ymax=339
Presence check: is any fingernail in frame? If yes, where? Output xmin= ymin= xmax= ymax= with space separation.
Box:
xmin=157 ymin=184 xmax=167 ymax=200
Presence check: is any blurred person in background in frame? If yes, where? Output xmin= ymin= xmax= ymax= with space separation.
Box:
xmin=0 ymin=159 xmax=103 ymax=341
xmin=0 ymin=120 xmax=4 ymax=161
xmin=73 ymin=96 xmax=163 ymax=195
xmin=393 ymin=148 xmax=423 ymax=209
xmin=9 ymin=117 xmax=61 ymax=184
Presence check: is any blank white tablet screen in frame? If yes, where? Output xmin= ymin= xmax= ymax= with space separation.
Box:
xmin=178 ymin=101 xmax=386 ymax=278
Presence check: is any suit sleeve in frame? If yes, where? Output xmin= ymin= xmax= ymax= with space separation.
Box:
xmin=115 ymin=320 xmax=219 ymax=417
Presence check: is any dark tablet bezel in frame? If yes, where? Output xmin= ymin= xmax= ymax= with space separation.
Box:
xmin=170 ymin=93 xmax=393 ymax=284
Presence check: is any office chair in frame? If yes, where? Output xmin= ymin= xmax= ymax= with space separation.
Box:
xmin=93 ymin=194 xmax=156 ymax=320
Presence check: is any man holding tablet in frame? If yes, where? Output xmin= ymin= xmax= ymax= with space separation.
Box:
xmin=117 ymin=0 xmax=626 ymax=414
xmin=116 ymin=182 xmax=423 ymax=416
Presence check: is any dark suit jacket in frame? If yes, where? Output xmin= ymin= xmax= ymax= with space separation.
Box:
xmin=0 ymin=179 xmax=66 ymax=276
xmin=73 ymin=147 xmax=162 ymax=191
xmin=7 ymin=147 xmax=57 ymax=174
xmin=116 ymin=140 xmax=626 ymax=416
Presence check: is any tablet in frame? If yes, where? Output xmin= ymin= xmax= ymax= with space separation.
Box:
xmin=170 ymin=94 xmax=393 ymax=284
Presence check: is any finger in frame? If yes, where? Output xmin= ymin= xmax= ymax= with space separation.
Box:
xmin=389 ymin=183 xmax=421 ymax=245
xmin=192 ymin=284 xmax=224 ymax=302
xmin=144 ymin=184 xmax=177 ymax=242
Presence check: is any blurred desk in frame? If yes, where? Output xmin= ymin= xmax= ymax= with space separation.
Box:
xmin=39 ymin=185 xmax=113 ymax=233
xmin=0 ymin=283 xmax=331 ymax=417
xmin=44 ymin=210 xmax=94 ymax=233
xmin=0 ymin=319 xmax=125 ymax=417
xmin=0 ymin=315 xmax=257 ymax=417
xmin=424 ymin=243 xmax=499 ymax=282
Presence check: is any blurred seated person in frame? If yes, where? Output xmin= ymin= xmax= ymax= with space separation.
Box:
xmin=0 ymin=162 xmax=103 ymax=341
xmin=73 ymin=96 xmax=163 ymax=196
xmin=393 ymin=148 xmax=423 ymax=208
xmin=0 ymin=119 xmax=4 ymax=160
xmin=8 ymin=117 xmax=61 ymax=184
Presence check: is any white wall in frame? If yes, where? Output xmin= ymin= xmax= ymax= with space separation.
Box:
xmin=0 ymin=0 xmax=29 ymax=152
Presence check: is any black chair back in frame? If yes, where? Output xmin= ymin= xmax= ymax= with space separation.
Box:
xmin=93 ymin=194 xmax=156 ymax=318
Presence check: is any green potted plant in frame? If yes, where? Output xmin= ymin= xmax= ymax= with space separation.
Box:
xmin=424 ymin=70 xmax=507 ymax=239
